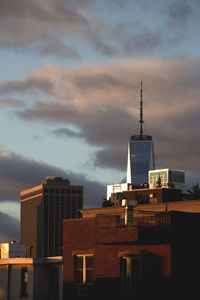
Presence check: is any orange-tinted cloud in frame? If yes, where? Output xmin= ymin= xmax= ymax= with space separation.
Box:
xmin=2 ymin=58 xmax=200 ymax=172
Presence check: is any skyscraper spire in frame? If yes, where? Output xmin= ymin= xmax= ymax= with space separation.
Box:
xmin=139 ymin=80 xmax=144 ymax=138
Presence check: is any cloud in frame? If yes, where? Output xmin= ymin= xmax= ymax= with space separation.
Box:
xmin=94 ymin=145 xmax=127 ymax=171
xmin=33 ymin=37 xmax=80 ymax=59
xmin=51 ymin=127 xmax=82 ymax=138
xmin=122 ymin=27 xmax=162 ymax=55
xmin=0 ymin=147 xmax=105 ymax=208
xmin=0 ymin=77 xmax=55 ymax=96
xmin=0 ymin=0 xmax=118 ymax=58
xmin=0 ymin=211 xmax=19 ymax=242
xmin=0 ymin=98 xmax=24 ymax=108
xmin=166 ymin=0 xmax=193 ymax=29
xmin=0 ymin=0 xmax=197 ymax=58
xmin=6 ymin=58 xmax=199 ymax=175
xmin=0 ymin=0 xmax=89 ymax=57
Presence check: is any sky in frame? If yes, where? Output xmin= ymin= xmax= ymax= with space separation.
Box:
xmin=0 ymin=0 xmax=200 ymax=242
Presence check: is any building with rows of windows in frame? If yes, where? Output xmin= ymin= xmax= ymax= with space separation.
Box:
xmin=20 ymin=176 xmax=83 ymax=258
xmin=148 ymin=168 xmax=185 ymax=192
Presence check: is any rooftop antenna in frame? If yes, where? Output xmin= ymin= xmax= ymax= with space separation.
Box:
xmin=139 ymin=80 xmax=144 ymax=138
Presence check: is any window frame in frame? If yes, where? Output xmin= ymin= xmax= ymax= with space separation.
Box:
xmin=120 ymin=255 xmax=142 ymax=297
xmin=74 ymin=254 xmax=93 ymax=285
xmin=20 ymin=267 xmax=28 ymax=297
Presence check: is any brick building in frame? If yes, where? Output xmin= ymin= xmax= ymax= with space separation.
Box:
xmin=109 ymin=187 xmax=183 ymax=207
xmin=62 ymin=203 xmax=200 ymax=299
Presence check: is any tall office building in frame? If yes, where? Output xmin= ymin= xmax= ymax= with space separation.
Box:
xmin=126 ymin=81 xmax=155 ymax=186
xmin=20 ymin=176 xmax=83 ymax=258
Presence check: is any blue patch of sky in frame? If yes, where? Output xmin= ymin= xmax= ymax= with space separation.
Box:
xmin=0 ymin=202 xmax=20 ymax=219
xmin=0 ymin=108 xmax=120 ymax=183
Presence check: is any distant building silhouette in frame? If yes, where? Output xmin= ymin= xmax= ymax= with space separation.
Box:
xmin=20 ymin=176 xmax=83 ymax=257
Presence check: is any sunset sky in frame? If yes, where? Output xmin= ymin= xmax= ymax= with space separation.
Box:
xmin=0 ymin=0 xmax=200 ymax=241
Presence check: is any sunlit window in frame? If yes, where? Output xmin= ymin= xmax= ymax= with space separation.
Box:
xmin=74 ymin=254 xmax=93 ymax=285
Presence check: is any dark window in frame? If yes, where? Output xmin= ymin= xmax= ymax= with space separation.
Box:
xmin=20 ymin=267 xmax=28 ymax=297
xmin=120 ymin=256 xmax=141 ymax=297
xmin=77 ymin=197 xmax=82 ymax=208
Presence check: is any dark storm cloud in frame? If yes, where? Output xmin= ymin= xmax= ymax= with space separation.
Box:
xmin=16 ymin=102 xmax=80 ymax=123
xmin=94 ymin=145 xmax=127 ymax=171
xmin=122 ymin=28 xmax=162 ymax=55
xmin=166 ymin=0 xmax=193 ymax=28
xmin=79 ymin=108 xmax=134 ymax=147
xmin=89 ymin=36 xmax=118 ymax=57
xmin=151 ymin=108 xmax=200 ymax=173
xmin=0 ymin=78 xmax=54 ymax=96
xmin=33 ymin=38 xmax=80 ymax=59
xmin=0 ymin=211 xmax=19 ymax=242
xmin=0 ymin=149 xmax=105 ymax=208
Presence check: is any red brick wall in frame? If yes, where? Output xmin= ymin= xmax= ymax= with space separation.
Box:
xmin=63 ymin=217 xmax=171 ymax=299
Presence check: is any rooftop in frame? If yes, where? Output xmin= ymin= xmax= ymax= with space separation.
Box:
xmin=0 ymin=256 xmax=63 ymax=265
xmin=130 ymin=134 xmax=152 ymax=141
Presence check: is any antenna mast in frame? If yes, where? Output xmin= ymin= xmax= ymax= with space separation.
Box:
xmin=139 ymin=80 xmax=144 ymax=138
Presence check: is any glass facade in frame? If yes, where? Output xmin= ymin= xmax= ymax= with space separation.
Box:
xmin=127 ymin=137 xmax=155 ymax=186
xmin=148 ymin=169 xmax=185 ymax=191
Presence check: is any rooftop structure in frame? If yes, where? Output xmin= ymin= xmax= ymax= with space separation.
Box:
xmin=0 ymin=256 xmax=62 ymax=300
xmin=148 ymin=169 xmax=185 ymax=192
xmin=106 ymin=182 xmax=132 ymax=200
xmin=0 ymin=241 xmax=25 ymax=259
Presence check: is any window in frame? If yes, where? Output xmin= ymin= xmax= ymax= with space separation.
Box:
xmin=74 ymin=255 xmax=93 ymax=285
xmin=120 ymin=256 xmax=141 ymax=297
xmin=20 ymin=267 xmax=28 ymax=297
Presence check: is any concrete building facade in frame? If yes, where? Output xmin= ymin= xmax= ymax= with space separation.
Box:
xmin=20 ymin=176 xmax=83 ymax=257
xmin=0 ymin=257 xmax=62 ymax=300
xmin=0 ymin=241 xmax=25 ymax=259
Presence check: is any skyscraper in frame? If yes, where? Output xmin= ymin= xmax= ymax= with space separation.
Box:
xmin=126 ymin=81 xmax=155 ymax=186
xmin=20 ymin=176 xmax=83 ymax=258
